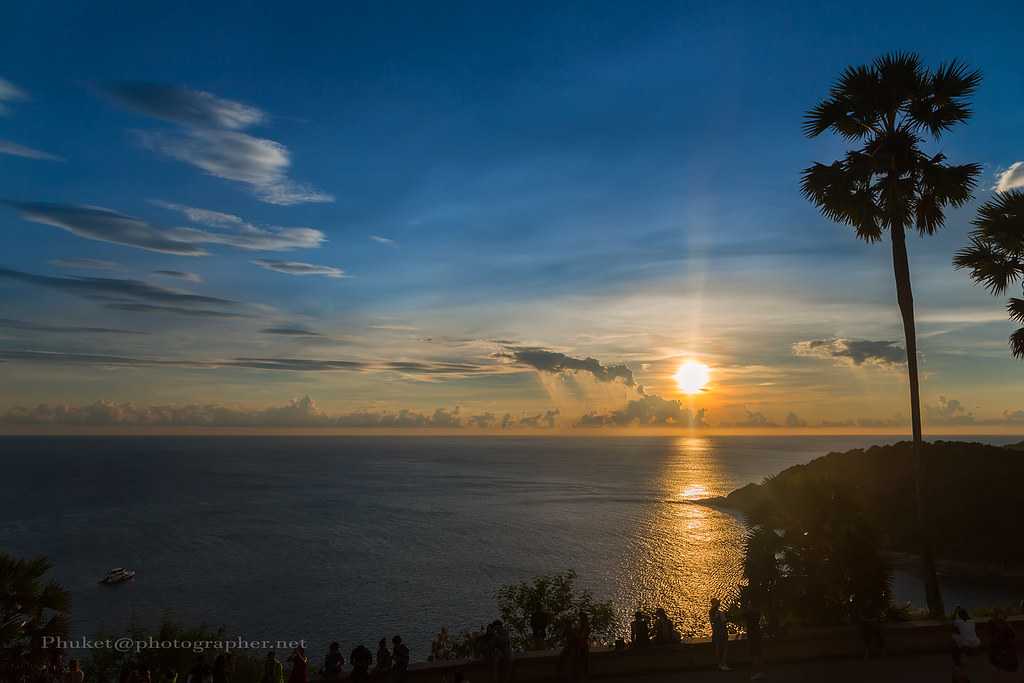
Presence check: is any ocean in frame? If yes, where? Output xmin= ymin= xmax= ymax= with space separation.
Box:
xmin=1 ymin=434 xmax=1017 ymax=660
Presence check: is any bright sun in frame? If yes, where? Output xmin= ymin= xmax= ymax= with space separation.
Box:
xmin=674 ymin=360 xmax=711 ymax=394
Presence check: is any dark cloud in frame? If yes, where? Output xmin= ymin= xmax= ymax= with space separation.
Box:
xmin=503 ymin=346 xmax=636 ymax=386
xmin=260 ymin=326 xmax=323 ymax=337
xmin=793 ymin=338 xmax=906 ymax=368
xmin=925 ymin=396 xmax=975 ymax=425
xmin=153 ymin=270 xmax=202 ymax=283
xmin=252 ymin=259 xmax=346 ymax=278
xmin=518 ymin=409 xmax=560 ymax=428
xmin=49 ymin=258 xmax=120 ymax=271
xmin=101 ymin=82 xmax=265 ymax=130
xmin=0 ymin=318 xmax=146 ymax=335
xmin=576 ymin=395 xmax=706 ymax=427
xmin=0 ymin=266 xmax=237 ymax=308
xmin=384 ymin=361 xmax=482 ymax=375
xmin=104 ymin=303 xmax=253 ymax=319
xmin=5 ymin=202 xmax=207 ymax=255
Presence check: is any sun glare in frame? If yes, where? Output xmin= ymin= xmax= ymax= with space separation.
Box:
xmin=674 ymin=360 xmax=710 ymax=395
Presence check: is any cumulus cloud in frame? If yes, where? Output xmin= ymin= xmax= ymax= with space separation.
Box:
xmin=0 ymin=318 xmax=145 ymax=335
xmin=154 ymin=200 xmax=325 ymax=251
xmin=925 ymin=395 xmax=975 ymax=425
xmin=519 ymin=409 xmax=560 ymax=428
xmin=5 ymin=202 xmax=208 ymax=256
xmin=576 ymin=395 xmax=706 ymax=427
xmin=49 ymin=258 xmax=121 ymax=271
xmin=994 ymin=162 xmax=1024 ymax=193
xmin=153 ymin=270 xmax=202 ymax=283
xmin=1003 ymin=409 xmax=1024 ymax=424
xmin=0 ymin=140 xmax=62 ymax=161
xmin=721 ymin=409 xmax=778 ymax=428
xmin=101 ymin=82 xmax=265 ymax=130
xmin=785 ymin=412 xmax=808 ymax=428
xmin=0 ymin=77 xmax=27 ymax=115
xmin=502 ymin=347 xmax=637 ymax=387
xmin=792 ymin=338 xmax=905 ymax=368
xmin=252 ymin=259 xmax=346 ymax=278
xmin=103 ymin=83 xmax=331 ymax=205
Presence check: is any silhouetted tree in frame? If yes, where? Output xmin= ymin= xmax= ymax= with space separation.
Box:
xmin=954 ymin=189 xmax=1024 ymax=358
xmin=800 ymin=53 xmax=982 ymax=617
xmin=0 ymin=553 xmax=71 ymax=673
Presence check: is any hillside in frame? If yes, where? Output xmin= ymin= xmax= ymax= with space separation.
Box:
xmin=707 ymin=441 xmax=1024 ymax=568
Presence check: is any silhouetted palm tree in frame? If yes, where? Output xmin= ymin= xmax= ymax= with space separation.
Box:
xmin=954 ymin=189 xmax=1024 ymax=358
xmin=800 ymin=53 xmax=982 ymax=617
xmin=0 ymin=553 xmax=71 ymax=669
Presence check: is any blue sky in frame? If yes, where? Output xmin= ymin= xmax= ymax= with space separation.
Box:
xmin=1 ymin=1 xmax=1023 ymax=431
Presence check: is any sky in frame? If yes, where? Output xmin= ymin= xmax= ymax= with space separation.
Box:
xmin=1 ymin=0 xmax=1023 ymax=433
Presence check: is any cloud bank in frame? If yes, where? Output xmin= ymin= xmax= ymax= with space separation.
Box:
xmin=576 ymin=395 xmax=706 ymax=427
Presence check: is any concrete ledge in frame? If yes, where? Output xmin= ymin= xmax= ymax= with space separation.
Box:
xmin=392 ymin=616 xmax=1024 ymax=683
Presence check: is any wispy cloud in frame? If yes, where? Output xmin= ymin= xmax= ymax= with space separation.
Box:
xmin=100 ymin=82 xmax=264 ymax=129
xmin=153 ymin=270 xmax=202 ymax=283
xmin=153 ymin=200 xmax=325 ymax=251
xmin=0 ymin=318 xmax=146 ymax=335
xmin=0 ymin=266 xmax=236 ymax=308
xmin=103 ymin=303 xmax=253 ymax=319
xmin=252 ymin=259 xmax=346 ymax=278
xmin=260 ymin=325 xmax=323 ymax=337
xmin=0 ymin=77 xmax=28 ymax=115
xmin=792 ymin=338 xmax=905 ymax=368
xmin=102 ymin=82 xmax=332 ymax=205
xmin=370 ymin=235 xmax=397 ymax=246
xmin=49 ymin=258 xmax=121 ymax=271
xmin=501 ymin=346 xmax=637 ymax=386
xmin=5 ymin=202 xmax=208 ymax=256
xmin=994 ymin=162 xmax=1024 ymax=193
xmin=0 ymin=140 xmax=62 ymax=161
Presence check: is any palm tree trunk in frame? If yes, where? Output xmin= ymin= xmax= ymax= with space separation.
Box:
xmin=890 ymin=224 xmax=945 ymax=618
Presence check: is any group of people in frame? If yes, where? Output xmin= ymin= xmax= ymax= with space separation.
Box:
xmin=295 ymin=636 xmax=411 ymax=683
xmin=951 ymin=607 xmax=1019 ymax=680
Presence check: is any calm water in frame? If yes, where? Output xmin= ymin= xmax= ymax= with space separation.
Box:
xmin=0 ymin=435 xmax=1017 ymax=658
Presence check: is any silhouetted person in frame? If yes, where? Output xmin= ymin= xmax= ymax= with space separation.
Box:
xmin=572 ymin=613 xmax=590 ymax=683
xmin=322 ymin=642 xmax=344 ymax=680
xmin=187 ymin=656 xmax=212 ymax=683
xmin=951 ymin=607 xmax=979 ymax=666
xmin=988 ymin=610 xmax=1019 ymax=673
xmin=490 ymin=621 xmax=512 ymax=683
xmin=261 ymin=652 xmax=283 ymax=683
xmin=213 ymin=653 xmax=231 ymax=683
xmin=854 ymin=595 xmax=885 ymax=660
xmin=65 ymin=659 xmax=84 ymax=683
xmin=392 ymin=636 xmax=410 ymax=683
xmin=630 ymin=611 xmax=650 ymax=648
xmin=157 ymin=668 xmax=179 ymax=683
xmin=743 ymin=602 xmax=765 ymax=680
xmin=374 ymin=639 xmax=392 ymax=675
xmin=287 ymin=646 xmax=308 ymax=683
xmin=431 ymin=627 xmax=452 ymax=661
xmin=709 ymin=598 xmax=730 ymax=671
xmin=350 ymin=645 xmax=373 ymax=683
xmin=652 ymin=608 xmax=680 ymax=645
xmin=530 ymin=609 xmax=551 ymax=650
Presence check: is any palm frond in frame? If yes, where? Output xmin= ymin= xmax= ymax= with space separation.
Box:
xmin=1008 ymin=298 xmax=1024 ymax=325
xmin=972 ymin=190 xmax=1024 ymax=252
xmin=906 ymin=61 xmax=980 ymax=138
xmin=801 ymin=162 xmax=882 ymax=241
xmin=872 ymin=52 xmax=925 ymax=112
xmin=953 ymin=237 xmax=1020 ymax=294
xmin=1011 ymin=328 xmax=1024 ymax=359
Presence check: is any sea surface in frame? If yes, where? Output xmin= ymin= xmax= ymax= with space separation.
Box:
xmin=1 ymin=435 xmax=1018 ymax=659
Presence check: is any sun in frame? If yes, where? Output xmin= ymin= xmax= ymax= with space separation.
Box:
xmin=674 ymin=360 xmax=711 ymax=395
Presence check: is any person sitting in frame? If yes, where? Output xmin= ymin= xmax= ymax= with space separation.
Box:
xmin=652 ymin=608 xmax=680 ymax=645
xmin=630 ymin=611 xmax=651 ymax=648
xmin=321 ymin=642 xmax=344 ymax=680
xmin=951 ymin=607 xmax=980 ymax=666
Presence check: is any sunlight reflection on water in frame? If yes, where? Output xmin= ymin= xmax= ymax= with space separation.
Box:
xmin=613 ymin=437 xmax=745 ymax=636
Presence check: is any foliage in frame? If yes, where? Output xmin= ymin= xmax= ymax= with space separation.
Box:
xmin=495 ymin=570 xmax=616 ymax=651
xmin=740 ymin=478 xmax=892 ymax=630
xmin=84 ymin=615 xmax=263 ymax=683
xmin=0 ymin=552 xmax=71 ymax=671
xmin=955 ymin=189 xmax=1024 ymax=358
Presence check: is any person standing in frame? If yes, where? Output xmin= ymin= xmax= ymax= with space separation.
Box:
xmin=392 ymin=636 xmax=410 ymax=683
xmin=350 ymin=644 xmax=373 ymax=683
xmin=287 ymin=646 xmax=308 ymax=683
xmin=709 ymin=598 xmax=730 ymax=672
xmin=65 ymin=659 xmax=84 ymax=683
xmin=743 ymin=602 xmax=765 ymax=681
xmin=261 ymin=652 xmax=284 ymax=683
xmin=374 ymin=639 xmax=392 ymax=676
xmin=322 ymin=642 xmax=344 ymax=680
xmin=988 ymin=610 xmax=1019 ymax=674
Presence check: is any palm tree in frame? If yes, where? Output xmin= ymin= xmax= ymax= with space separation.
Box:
xmin=954 ymin=189 xmax=1024 ymax=357
xmin=0 ymin=552 xmax=71 ymax=670
xmin=800 ymin=53 xmax=982 ymax=617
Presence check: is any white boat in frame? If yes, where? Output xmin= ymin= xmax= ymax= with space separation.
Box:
xmin=99 ymin=568 xmax=135 ymax=585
